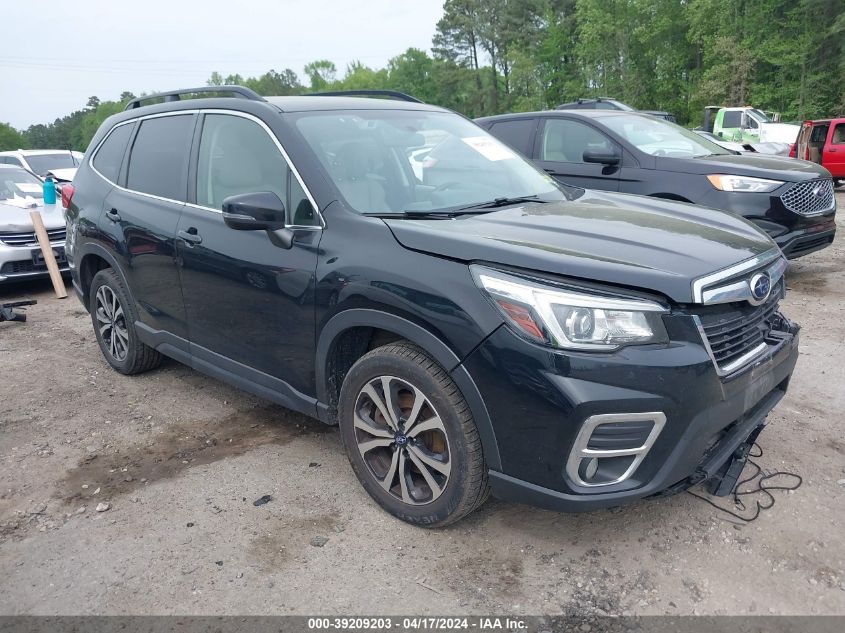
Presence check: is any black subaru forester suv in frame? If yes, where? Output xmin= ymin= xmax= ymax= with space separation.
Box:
xmin=65 ymin=86 xmax=799 ymax=526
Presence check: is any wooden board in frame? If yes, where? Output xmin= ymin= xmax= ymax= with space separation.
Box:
xmin=29 ymin=210 xmax=67 ymax=299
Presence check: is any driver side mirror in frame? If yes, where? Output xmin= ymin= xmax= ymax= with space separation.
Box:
xmin=222 ymin=192 xmax=294 ymax=249
xmin=582 ymin=148 xmax=620 ymax=166
xmin=740 ymin=112 xmax=749 ymax=129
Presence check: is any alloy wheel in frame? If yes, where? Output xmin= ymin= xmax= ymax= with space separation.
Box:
xmin=353 ymin=375 xmax=451 ymax=505
xmin=95 ymin=285 xmax=129 ymax=361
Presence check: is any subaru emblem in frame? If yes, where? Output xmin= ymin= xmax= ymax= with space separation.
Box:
xmin=749 ymin=272 xmax=772 ymax=303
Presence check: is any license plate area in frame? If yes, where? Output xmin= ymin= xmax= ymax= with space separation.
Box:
xmin=31 ymin=246 xmax=66 ymax=267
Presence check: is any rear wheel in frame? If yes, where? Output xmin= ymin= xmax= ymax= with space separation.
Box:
xmin=89 ymin=268 xmax=162 ymax=375
xmin=338 ymin=341 xmax=489 ymax=527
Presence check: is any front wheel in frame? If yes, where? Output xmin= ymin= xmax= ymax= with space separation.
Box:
xmin=338 ymin=342 xmax=489 ymax=527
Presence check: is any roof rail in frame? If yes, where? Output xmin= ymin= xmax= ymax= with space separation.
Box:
xmin=125 ymin=86 xmax=265 ymax=110
xmin=307 ymin=90 xmax=423 ymax=104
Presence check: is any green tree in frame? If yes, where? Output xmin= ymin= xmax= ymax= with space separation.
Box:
xmin=303 ymin=60 xmax=337 ymax=91
xmin=0 ymin=122 xmax=27 ymax=151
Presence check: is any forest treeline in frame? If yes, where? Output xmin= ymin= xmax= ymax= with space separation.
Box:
xmin=2 ymin=0 xmax=843 ymax=152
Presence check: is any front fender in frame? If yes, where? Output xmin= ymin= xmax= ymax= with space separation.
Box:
xmin=315 ymin=308 xmax=502 ymax=471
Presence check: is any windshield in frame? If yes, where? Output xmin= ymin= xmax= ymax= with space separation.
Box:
xmin=0 ymin=167 xmax=44 ymax=201
xmin=601 ymin=114 xmax=731 ymax=158
xmin=748 ymin=109 xmax=772 ymax=123
xmin=293 ymin=109 xmax=564 ymax=214
xmin=25 ymin=152 xmax=80 ymax=175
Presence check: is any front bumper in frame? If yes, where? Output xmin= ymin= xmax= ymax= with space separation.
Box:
xmin=461 ymin=313 xmax=799 ymax=512
xmin=0 ymin=242 xmax=70 ymax=284
xmin=698 ymin=185 xmax=836 ymax=260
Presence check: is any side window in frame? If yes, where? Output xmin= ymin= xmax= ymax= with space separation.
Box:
xmin=722 ymin=111 xmax=741 ymax=128
xmin=126 ymin=115 xmax=193 ymax=201
xmin=747 ymin=117 xmax=760 ymax=129
xmin=5 ymin=156 xmax=23 ymax=167
xmin=811 ymin=125 xmax=829 ymax=143
xmin=540 ymin=119 xmax=613 ymax=163
xmin=196 ymin=114 xmax=287 ymax=212
xmin=289 ymin=171 xmax=317 ymax=226
xmin=487 ymin=119 xmax=536 ymax=156
xmin=92 ymin=123 xmax=133 ymax=183
xmin=832 ymin=123 xmax=845 ymax=145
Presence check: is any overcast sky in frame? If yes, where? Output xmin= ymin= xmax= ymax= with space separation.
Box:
xmin=1 ymin=0 xmax=445 ymax=130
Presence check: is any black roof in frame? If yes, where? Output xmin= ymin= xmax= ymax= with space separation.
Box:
xmin=476 ymin=109 xmax=650 ymax=124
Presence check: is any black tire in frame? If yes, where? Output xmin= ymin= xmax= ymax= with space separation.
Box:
xmin=338 ymin=341 xmax=489 ymax=527
xmin=89 ymin=268 xmax=163 ymax=375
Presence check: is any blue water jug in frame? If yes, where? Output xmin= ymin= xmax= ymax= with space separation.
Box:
xmin=43 ymin=177 xmax=57 ymax=205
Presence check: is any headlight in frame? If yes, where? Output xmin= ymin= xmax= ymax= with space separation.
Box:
xmin=706 ymin=174 xmax=783 ymax=193
xmin=472 ymin=266 xmax=669 ymax=350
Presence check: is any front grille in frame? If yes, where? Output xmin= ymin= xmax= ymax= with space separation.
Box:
xmin=696 ymin=280 xmax=782 ymax=373
xmin=0 ymin=228 xmax=66 ymax=247
xmin=780 ymin=179 xmax=835 ymax=215
xmin=788 ymin=233 xmax=835 ymax=258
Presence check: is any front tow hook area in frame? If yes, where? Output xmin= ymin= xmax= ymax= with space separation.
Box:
xmin=706 ymin=424 xmax=765 ymax=497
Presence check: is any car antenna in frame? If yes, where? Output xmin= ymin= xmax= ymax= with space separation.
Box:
xmin=68 ymin=147 xmax=77 ymax=166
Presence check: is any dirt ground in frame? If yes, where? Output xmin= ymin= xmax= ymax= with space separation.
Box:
xmin=1 ymin=193 xmax=843 ymax=617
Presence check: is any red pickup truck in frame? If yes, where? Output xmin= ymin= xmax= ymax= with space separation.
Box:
xmin=791 ymin=118 xmax=845 ymax=185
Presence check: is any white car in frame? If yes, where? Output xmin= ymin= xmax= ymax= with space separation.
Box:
xmin=0 ymin=165 xmax=69 ymax=284
xmin=0 ymin=149 xmax=83 ymax=179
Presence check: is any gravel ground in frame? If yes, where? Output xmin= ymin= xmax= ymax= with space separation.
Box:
xmin=0 ymin=192 xmax=843 ymax=616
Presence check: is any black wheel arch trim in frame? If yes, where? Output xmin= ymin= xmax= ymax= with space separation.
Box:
xmin=316 ymin=308 xmax=502 ymax=470
xmin=75 ymin=242 xmax=130 ymax=298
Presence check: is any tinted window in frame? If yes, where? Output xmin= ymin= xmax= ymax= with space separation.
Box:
xmin=2 ymin=156 xmax=23 ymax=167
xmin=196 ymin=114 xmax=293 ymax=214
xmin=92 ymin=124 xmax=133 ymax=183
xmin=832 ymin=123 xmax=845 ymax=144
xmin=540 ymin=119 xmax=614 ymax=163
xmin=487 ymin=119 xmax=536 ymax=156
xmin=722 ymin=111 xmax=741 ymax=128
xmin=127 ymin=115 xmax=193 ymax=200
xmin=810 ymin=124 xmax=829 ymax=143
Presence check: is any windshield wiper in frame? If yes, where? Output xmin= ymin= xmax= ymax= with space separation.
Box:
xmin=451 ymin=195 xmax=548 ymax=212
xmin=369 ymin=196 xmax=549 ymax=220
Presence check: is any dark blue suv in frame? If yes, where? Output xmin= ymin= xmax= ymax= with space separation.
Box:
xmin=65 ymin=87 xmax=799 ymax=526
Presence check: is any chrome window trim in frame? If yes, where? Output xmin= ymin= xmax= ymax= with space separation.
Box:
xmin=198 ymin=109 xmax=324 ymax=228
xmin=692 ymin=315 xmax=769 ymax=377
xmin=691 ymin=248 xmax=782 ymax=305
xmin=88 ymin=109 xmax=324 ymax=229
xmin=566 ymin=412 xmax=666 ymax=488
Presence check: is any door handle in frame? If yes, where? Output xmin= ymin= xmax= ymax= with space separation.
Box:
xmin=105 ymin=208 xmax=121 ymax=222
xmin=830 ymin=148 xmax=838 ymax=152
xmin=178 ymin=228 xmax=202 ymax=245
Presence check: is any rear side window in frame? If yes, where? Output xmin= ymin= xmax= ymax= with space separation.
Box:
xmin=92 ymin=124 xmax=133 ymax=183
xmin=487 ymin=119 xmax=536 ymax=156
xmin=127 ymin=115 xmax=194 ymax=201
xmin=722 ymin=111 xmax=741 ymax=128
xmin=810 ymin=124 xmax=829 ymax=143
xmin=832 ymin=123 xmax=845 ymax=144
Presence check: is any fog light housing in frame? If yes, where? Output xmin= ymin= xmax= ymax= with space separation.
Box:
xmin=566 ymin=412 xmax=666 ymax=488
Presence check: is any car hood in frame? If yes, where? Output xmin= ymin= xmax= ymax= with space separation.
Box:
xmin=45 ymin=167 xmax=77 ymax=182
xmin=661 ymin=152 xmax=830 ymax=181
xmin=0 ymin=199 xmax=66 ymax=232
xmin=383 ymin=190 xmax=776 ymax=304
xmin=759 ymin=122 xmax=801 ymax=143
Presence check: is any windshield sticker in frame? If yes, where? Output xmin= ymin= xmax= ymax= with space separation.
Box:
xmin=461 ymin=136 xmax=517 ymax=161
xmin=17 ymin=183 xmax=42 ymax=194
